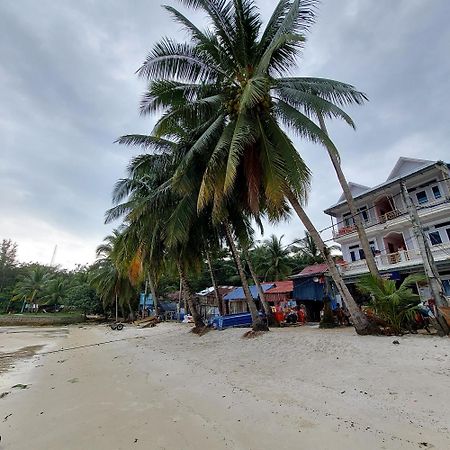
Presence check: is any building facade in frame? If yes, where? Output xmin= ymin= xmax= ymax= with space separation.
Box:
xmin=324 ymin=157 xmax=450 ymax=296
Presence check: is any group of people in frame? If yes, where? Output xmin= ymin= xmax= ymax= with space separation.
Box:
xmin=272 ymin=303 xmax=307 ymax=325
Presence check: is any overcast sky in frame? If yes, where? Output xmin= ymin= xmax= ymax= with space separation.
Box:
xmin=1 ymin=0 xmax=449 ymax=268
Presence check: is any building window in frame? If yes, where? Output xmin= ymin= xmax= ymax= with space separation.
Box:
xmin=416 ymin=191 xmax=428 ymax=204
xmin=429 ymin=231 xmax=442 ymax=245
xmin=359 ymin=249 xmax=365 ymax=260
xmin=343 ymin=213 xmax=353 ymax=227
xmin=447 ymin=229 xmax=450 ymax=241
xmin=350 ymin=251 xmax=356 ymax=262
xmin=432 ymin=185 xmax=442 ymax=200
xmin=358 ymin=206 xmax=369 ymax=223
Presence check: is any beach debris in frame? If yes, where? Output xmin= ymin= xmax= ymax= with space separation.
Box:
xmin=392 ymin=340 xmax=400 ymax=345
xmin=11 ymin=384 xmax=28 ymax=390
xmin=3 ymin=413 xmax=12 ymax=422
xmin=134 ymin=438 xmax=138 ymax=443
xmin=242 ymin=330 xmax=265 ymax=339
xmin=0 ymin=392 xmax=10 ymax=399
xmin=57 ymin=359 xmax=66 ymax=364
xmin=67 ymin=378 xmax=79 ymax=384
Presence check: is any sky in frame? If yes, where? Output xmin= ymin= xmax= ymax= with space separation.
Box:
xmin=1 ymin=0 xmax=449 ymax=268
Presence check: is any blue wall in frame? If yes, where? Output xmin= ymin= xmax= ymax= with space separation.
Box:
xmin=293 ymin=278 xmax=324 ymax=301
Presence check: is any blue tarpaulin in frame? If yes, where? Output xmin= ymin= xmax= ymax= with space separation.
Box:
xmin=223 ymin=283 xmax=275 ymax=301
xmin=293 ymin=278 xmax=338 ymax=310
xmin=293 ymin=279 xmax=324 ymax=302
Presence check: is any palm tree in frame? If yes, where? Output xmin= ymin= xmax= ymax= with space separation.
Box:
xmin=91 ymin=231 xmax=138 ymax=320
xmin=105 ymin=151 xmax=209 ymax=330
xmin=290 ymin=231 xmax=341 ymax=266
xmin=318 ymin=115 xmax=380 ymax=278
xmin=13 ymin=266 xmax=50 ymax=312
xmin=135 ymin=0 xmax=374 ymax=334
xmin=41 ymin=278 xmax=67 ymax=307
xmin=251 ymin=234 xmax=293 ymax=281
xmin=357 ymin=274 xmax=424 ymax=334
xmin=116 ymin=133 xmax=269 ymax=331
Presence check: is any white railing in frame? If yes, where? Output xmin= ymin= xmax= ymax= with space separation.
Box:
xmin=340 ymin=244 xmax=450 ymax=274
xmin=334 ymin=199 xmax=450 ymax=239
xmin=379 ymin=209 xmax=404 ymax=223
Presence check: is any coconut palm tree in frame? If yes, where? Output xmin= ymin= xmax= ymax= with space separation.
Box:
xmin=135 ymin=0 xmax=375 ymax=333
xmin=91 ymin=231 xmax=138 ymax=320
xmin=116 ymin=133 xmax=269 ymax=331
xmin=105 ymin=151 xmax=208 ymax=330
xmin=317 ymin=114 xmax=380 ymax=277
xmin=41 ymin=278 xmax=68 ymax=307
xmin=13 ymin=266 xmax=51 ymax=312
xmin=251 ymin=234 xmax=294 ymax=281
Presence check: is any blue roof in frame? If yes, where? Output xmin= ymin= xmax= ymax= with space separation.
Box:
xmin=224 ymin=283 xmax=275 ymax=301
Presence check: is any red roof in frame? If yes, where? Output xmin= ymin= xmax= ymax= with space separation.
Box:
xmin=298 ymin=263 xmax=328 ymax=277
xmin=265 ymin=280 xmax=293 ymax=294
xmin=292 ymin=261 xmax=344 ymax=278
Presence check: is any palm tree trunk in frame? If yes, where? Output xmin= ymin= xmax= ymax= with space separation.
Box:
xmin=206 ymin=250 xmax=224 ymax=316
xmin=287 ymin=191 xmax=375 ymax=335
xmin=148 ymin=273 xmax=158 ymax=318
xmin=243 ymin=248 xmax=272 ymax=321
xmin=224 ymin=222 xmax=268 ymax=332
xmin=318 ymin=115 xmax=380 ymax=278
xmin=126 ymin=298 xmax=135 ymax=321
xmin=177 ymin=262 xmax=204 ymax=330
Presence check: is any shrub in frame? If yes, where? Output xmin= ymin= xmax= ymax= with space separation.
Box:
xmin=357 ymin=274 xmax=424 ymax=334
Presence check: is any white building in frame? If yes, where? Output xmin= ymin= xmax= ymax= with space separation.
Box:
xmin=324 ymin=157 xmax=450 ymax=296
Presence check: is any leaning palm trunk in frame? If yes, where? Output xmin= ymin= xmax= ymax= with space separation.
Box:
xmin=147 ymin=274 xmax=159 ymax=318
xmin=177 ymin=262 xmax=204 ymax=330
xmin=287 ymin=192 xmax=375 ymax=335
xmin=243 ymin=248 xmax=272 ymax=322
xmin=318 ymin=115 xmax=380 ymax=278
xmin=126 ymin=298 xmax=135 ymax=321
xmin=206 ymin=250 xmax=224 ymax=316
xmin=224 ymin=223 xmax=268 ymax=332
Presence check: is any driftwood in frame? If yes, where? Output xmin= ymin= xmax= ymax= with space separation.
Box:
xmin=134 ymin=316 xmax=160 ymax=328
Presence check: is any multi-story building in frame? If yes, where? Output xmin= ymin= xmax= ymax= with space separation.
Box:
xmin=324 ymin=157 xmax=450 ymax=297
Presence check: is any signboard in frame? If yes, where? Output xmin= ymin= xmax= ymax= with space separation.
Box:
xmin=381 ymin=271 xmax=401 ymax=281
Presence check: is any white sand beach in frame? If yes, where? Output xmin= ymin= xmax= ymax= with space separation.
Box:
xmin=0 ymin=323 xmax=449 ymax=450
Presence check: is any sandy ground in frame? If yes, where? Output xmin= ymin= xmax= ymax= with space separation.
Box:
xmin=0 ymin=323 xmax=449 ymax=450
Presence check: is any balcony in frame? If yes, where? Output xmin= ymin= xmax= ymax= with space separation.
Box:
xmin=379 ymin=209 xmax=403 ymax=223
xmin=340 ymin=242 xmax=450 ymax=277
xmin=332 ymin=198 xmax=450 ymax=240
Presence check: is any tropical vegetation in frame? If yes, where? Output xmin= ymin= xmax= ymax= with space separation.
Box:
xmin=106 ymin=0 xmax=378 ymax=333
xmin=357 ymin=274 xmax=425 ymax=334
xmin=0 ymin=239 xmax=102 ymax=315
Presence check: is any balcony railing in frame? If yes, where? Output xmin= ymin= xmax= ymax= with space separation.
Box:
xmin=333 ymin=198 xmax=449 ymax=239
xmin=340 ymin=243 xmax=450 ymax=274
xmin=379 ymin=209 xmax=403 ymax=223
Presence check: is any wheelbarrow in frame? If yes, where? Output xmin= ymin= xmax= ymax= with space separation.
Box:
xmin=110 ymin=322 xmax=124 ymax=331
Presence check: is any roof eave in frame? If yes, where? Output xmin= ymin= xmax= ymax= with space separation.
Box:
xmin=324 ymin=161 xmax=440 ymax=216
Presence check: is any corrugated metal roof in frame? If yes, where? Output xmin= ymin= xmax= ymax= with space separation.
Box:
xmin=291 ymin=263 xmax=329 ymax=279
xmin=291 ymin=261 xmax=346 ymax=279
xmin=224 ymin=283 xmax=274 ymax=301
xmin=265 ymin=280 xmax=293 ymax=294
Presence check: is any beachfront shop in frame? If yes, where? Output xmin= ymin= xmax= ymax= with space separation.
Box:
xmin=291 ymin=264 xmax=339 ymax=321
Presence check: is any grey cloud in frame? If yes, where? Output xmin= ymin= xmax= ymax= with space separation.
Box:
xmin=1 ymin=0 xmax=449 ymax=265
